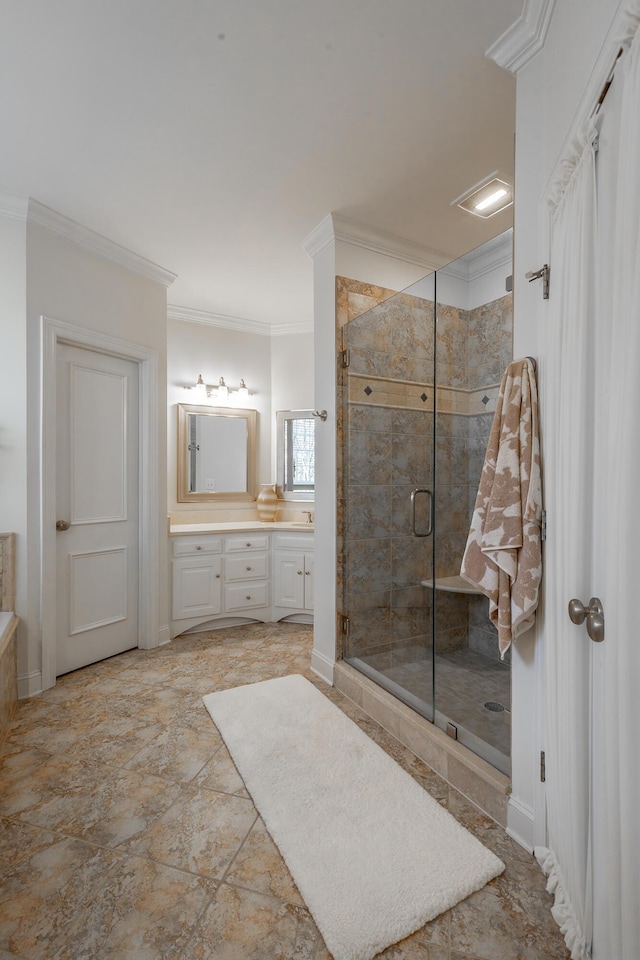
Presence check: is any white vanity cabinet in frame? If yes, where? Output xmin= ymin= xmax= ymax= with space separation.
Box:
xmin=222 ymin=535 xmax=270 ymax=615
xmin=170 ymin=526 xmax=313 ymax=636
xmin=272 ymin=533 xmax=314 ymax=619
xmin=171 ymin=535 xmax=223 ymax=621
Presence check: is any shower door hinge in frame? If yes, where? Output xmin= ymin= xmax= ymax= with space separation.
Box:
xmin=541 ymin=510 xmax=547 ymax=541
xmin=540 ymin=750 xmax=546 ymax=782
xmin=340 ymin=614 xmax=350 ymax=638
xmin=340 ymin=348 xmax=350 ymax=368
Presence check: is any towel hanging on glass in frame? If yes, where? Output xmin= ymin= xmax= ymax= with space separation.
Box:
xmin=460 ymin=357 xmax=542 ymax=659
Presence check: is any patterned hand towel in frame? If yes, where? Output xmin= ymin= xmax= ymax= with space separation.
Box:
xmin=461 ymin=358 xmax=542 ymax=659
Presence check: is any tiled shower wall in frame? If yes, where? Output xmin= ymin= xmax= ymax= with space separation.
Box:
xmin=337 ymin=277 xmax=513 ymax=667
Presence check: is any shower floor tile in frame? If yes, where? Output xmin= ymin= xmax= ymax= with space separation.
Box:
xmin=367 ymin=647 xmax=511 ymax=761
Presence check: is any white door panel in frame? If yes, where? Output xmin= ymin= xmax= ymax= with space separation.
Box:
xmin=69 ymin=547 xmax=128 ymax=634
xmin=56 ymin=344 xmax=139 ymax=675
xmin=70 ymin=364 xmax=128 ymax=523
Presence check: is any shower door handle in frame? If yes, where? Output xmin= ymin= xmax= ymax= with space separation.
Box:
xmin=410 ymin=488 xmax=433 ymax=537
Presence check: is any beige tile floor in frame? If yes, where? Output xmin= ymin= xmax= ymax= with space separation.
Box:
xmin=0 ymin=623 xmax=568 ymax=960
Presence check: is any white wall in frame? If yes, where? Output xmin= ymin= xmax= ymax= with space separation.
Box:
xmin=508 ymin=0 xmax=621 ymax=850
xmin=25 ymin=219 xmax=169 ymax=692
xmin=0 ymin=208 xmax=28 ymax=675
xmin=270 ymin=331 xmax=314 ymax=414
xmin=336 ymin=243 xmax=439 ymax=295
xmin=167 ymin=318 xmax=273 ymax=515
xmin=436 ymin=229 xmax=512 ymax=310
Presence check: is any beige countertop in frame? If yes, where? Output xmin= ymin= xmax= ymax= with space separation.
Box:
xmin=170 ymin=520 xmax=314 ymax=536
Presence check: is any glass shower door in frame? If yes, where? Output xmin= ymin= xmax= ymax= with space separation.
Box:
xmin=432 ymin=244 xmax=512 ymax=774
xmin=340 ymin=274 xmax=437 ymax=721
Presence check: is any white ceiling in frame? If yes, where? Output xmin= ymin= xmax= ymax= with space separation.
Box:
xmin=0 ymin=0 xmax=522 ymax=329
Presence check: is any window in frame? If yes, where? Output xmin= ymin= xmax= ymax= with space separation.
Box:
xmin=276 ymin=410 xmax=315 ymax=500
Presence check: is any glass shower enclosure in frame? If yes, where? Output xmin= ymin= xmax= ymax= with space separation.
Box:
xmin=340 ymin=232 xmax=513 ymax=775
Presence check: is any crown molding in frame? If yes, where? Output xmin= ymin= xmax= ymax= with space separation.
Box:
xmin=0 ymin=190 xmax=28 ymax=221
xmin=302 ymin=214 xmax=335 ymax=260
xmin=167 ymin=304 xmax=272 ymax=336
xmin=439 ymin=229 xmax=513 ymax=282
xmin=303 ymin=212 xmax=449 ymax=270
xmin=28 ymin=199 xmax=177 ymax=287
xmin=485 ymin=0 xmax=556 ymax=75
xmin=271 ymin=321 xmax=314 ymax=336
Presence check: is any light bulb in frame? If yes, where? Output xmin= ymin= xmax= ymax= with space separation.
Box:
xmin=194 ymin=374 xmax=207 ymax=402
xmin=217 ymin=377 xmax=229 ymax=399
xmin=474 ymin=188 xmax=508 ymax=212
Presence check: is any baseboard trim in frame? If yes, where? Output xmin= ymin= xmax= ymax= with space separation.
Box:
xmin=507 ymin=794 xmax=535 ymax=853
xmin=18 ymin=670 xmax=43 ymax=699
xmin=311 ymin=648 xmax=335 ymax=685
xmin=157 ymin=624 xmax=171 ymax=647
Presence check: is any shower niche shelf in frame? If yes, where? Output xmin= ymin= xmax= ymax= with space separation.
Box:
xmin=421 ymin=575 xmax=484 ymax=596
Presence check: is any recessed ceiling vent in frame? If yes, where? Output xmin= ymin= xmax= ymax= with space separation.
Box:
xmin=452 ymin=173 xmax=513 ymax=219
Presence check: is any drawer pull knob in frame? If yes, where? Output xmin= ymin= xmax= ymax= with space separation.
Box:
xmin=305 ymin=570 xmax=310 ymax=575
xmin=246 ymin=542 xmax=252 ymax=547
xmin=216 ymin=574 xmax=221 ymax=578
xmin=195 ymin=545 xmax=202 ymax=551
xmin=246 ymin=595 xmax=251 ymax=600
xmin=297 ymin=570 xmax=303 ymax=575
xmin=246 ymin=566 xmax=251 ymax=571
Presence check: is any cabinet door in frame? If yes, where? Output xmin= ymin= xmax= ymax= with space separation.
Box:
xmin=303 ymin=554 xmax=314 ymax=611
xmin=273 ymin=552 xmax=305 ymax=609
xmin=172 ymin=557 xmax=222 ymax=620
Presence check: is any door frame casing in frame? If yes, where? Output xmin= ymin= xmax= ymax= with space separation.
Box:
xmin=41 ymin=315 xmax=160 ymax=690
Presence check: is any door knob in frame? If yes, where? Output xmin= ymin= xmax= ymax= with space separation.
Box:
xmin=568 ymin=597 xmax=605 ymax=642
xmin=56 ymin=520 xmax=70 ymax=531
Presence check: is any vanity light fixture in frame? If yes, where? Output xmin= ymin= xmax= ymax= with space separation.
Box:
xmin=184 ymin=375 xmax=251 ymax=404
xmin=452 ymin=173 xmax=513 ymax=219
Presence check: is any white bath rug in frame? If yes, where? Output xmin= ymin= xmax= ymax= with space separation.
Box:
xmin=203 ymin=674 xmax=504 ymax=960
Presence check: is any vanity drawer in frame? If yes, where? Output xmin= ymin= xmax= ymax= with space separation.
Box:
xmin=225 ymin=554 xmax=269 ymax=582
xmin=224 ymin=534 xmax=269 ymax=553
xmin=225 ymin=581 xmax=269 ymax=611
xmin=172 ymin=535 xmax=222 ymax=558
xmin=273 ymin=533 xmax=314 ymax=552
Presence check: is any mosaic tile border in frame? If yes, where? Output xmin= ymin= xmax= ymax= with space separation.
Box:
xmin=348 ymin=374 xmax=501 ymax=415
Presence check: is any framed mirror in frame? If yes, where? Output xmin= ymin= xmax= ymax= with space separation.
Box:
xmin=276 ymin=410 xmax=315 ymax=501
xmin=177 ymin=404 xmax=257 ymax=502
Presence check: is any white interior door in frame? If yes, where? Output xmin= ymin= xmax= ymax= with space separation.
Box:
xmin=55 ymin=343 xmax=139 ymax=675
xmin=539 ymin=37 xmax=640 ymax=959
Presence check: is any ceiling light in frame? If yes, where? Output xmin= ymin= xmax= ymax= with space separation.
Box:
xmin=452 ymin=175 xmax=513 ymax=219
xmin=475 ymin=187 xmax=508 ymax=211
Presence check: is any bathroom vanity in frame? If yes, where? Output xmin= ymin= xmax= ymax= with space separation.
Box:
xmin=169 ymin=521 xmax=314 ymax=637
